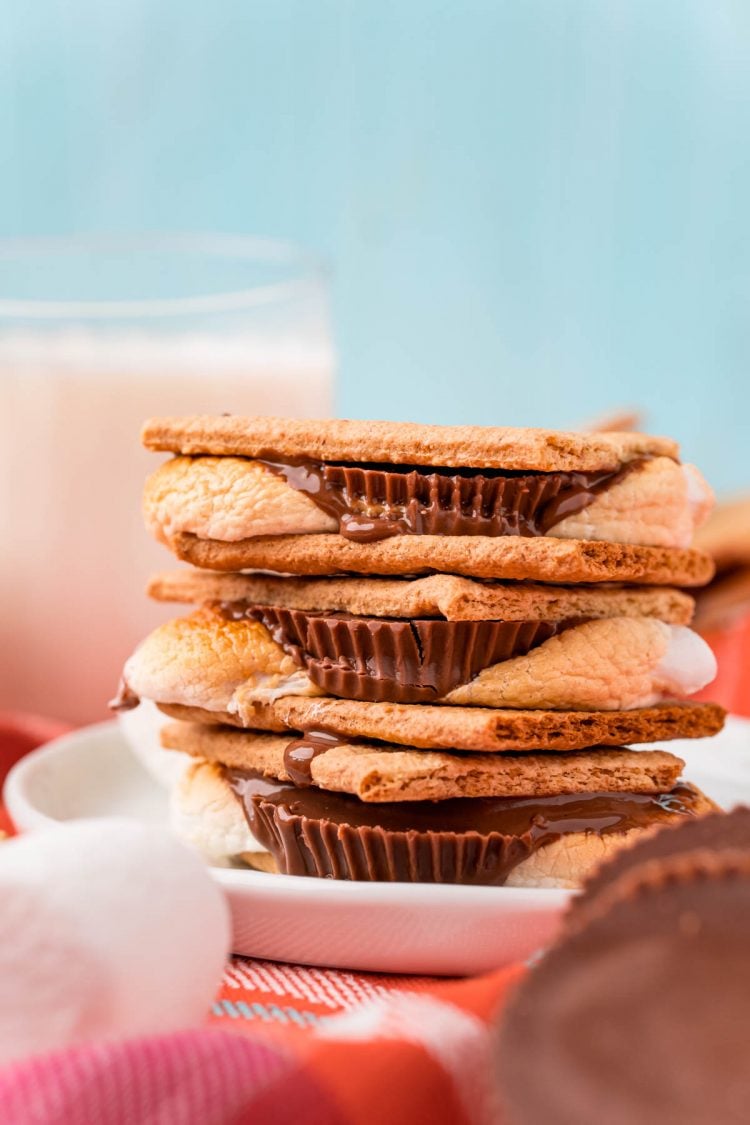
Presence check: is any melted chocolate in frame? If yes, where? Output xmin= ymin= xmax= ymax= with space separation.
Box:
xmin=261 ymin=458 xmax=639 ymax=543
xmin=221 ymin=602 xmax=565 ymax=703
xmin=109 ymin=680 xmax=140 ymax=712
xmin=225 ymin=769 xmax=703 ymax=884
xmin=283 ymin=730 xmax=345 ymax=787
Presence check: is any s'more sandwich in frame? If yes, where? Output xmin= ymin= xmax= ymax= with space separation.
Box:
xmin=114 ymin=415 xmax=724 ymax=889
xmin=140 ymin=415 xmax=714 ymax=581
xmin=123 ymin=570 xmax=721 ymax=740
xmin=160 ymin=723 xmax=717 ymax=888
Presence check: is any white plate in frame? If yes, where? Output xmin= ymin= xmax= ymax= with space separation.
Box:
xmin=5 ymin=719 xmax=750 ymax=976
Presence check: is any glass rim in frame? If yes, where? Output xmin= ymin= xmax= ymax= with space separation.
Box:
xmin=0 ymin=232 xmax=327 ymax=320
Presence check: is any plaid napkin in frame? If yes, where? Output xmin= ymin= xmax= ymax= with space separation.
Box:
xmin=0 ymin=714 xmax=522 ymax=1124
xmin=0 ymin=961 xmax=522 ymax=1124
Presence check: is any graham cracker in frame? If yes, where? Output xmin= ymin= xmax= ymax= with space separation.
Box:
xmin=147 ymin=569 xmax=695 ymax=624
xmin=169 ymin=532 xmax=714 ymax=587
xmin=156 ymin=699 xmax=725 ymax=753
xmin=142 ymin=415 xmax=678 ymax=472
xmin=160 ymin=721 xmax=684 ymax=802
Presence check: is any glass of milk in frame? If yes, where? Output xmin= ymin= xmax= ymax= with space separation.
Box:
xmin=0 ymin=234 xmax=334 ymax=723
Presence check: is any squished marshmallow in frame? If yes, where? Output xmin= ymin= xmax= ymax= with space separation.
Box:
xmin=171 ymin=760 xmax=262 ymax=863
xmin=144 ymin=453 xmax=713 ymax=550
xmin=124 ymin=610 xmax=319 ymax=715
xmin=653 ymin=624 xmax=717 ymax=699
xmin=230 ymin=670 xmax=321 ymax=711
xmin=144 ymin=456 xmax=334 ymax=542
xmin=446 ymin=618 xmax=716 ymax=711
xmin=549 ymin=457 xmax=714 ymax=549
xmin=124 ymin=611 xmax=716 ymax=716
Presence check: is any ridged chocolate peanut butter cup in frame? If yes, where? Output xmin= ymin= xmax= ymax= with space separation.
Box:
xmin=569 ymin=804 xmax=746 ymax=923
xmin=261 ymin=459 xmax=637 ymax=542
xmin=221 ymin=602 xmax=566 ymax=703
xmin=497 ymin=847 xmax=750 ymax=1125
xmin=224 ymin=768 xmax=707 ymax=885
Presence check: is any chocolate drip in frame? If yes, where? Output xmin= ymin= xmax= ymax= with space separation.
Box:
xmin=225 ymin=770 xmax=704 ymax=884
xmin=220 ymin=603 xmax=565 ymax=704
xmin=283 ymin=730 xmax=344 ymax=787
xmin=109 ymin=679 xmax=140 ymax=712
xmin=261 ymin=458 xmax=639 ymax=542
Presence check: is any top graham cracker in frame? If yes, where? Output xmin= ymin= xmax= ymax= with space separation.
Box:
xmin=141 ymin=415 xmax=679 ymax=472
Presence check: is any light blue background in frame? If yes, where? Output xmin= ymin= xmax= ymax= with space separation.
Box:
xmin=2 ymin=1 xmax=748 ymax=490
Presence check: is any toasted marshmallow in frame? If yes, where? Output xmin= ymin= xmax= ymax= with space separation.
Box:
xmin=144 ymin=454 xmax=713 ymax=550
xmin=549 ymin=458 xmax=713 ymax=548
xmin=125 ymin=611 xmax=716 ymax=716
xmin=144 ymin=456 xmax=335 ymax=542
xmin=124 ymin=610 xmax=320 ymax=714
xmin=230 ymin=670 xmax=320 ymax=711
xmin=445 ymin=618 xmax=716 ymax=711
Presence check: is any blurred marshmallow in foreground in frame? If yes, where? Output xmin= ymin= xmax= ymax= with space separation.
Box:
xmin=0 ymin=818 xmax=230 ymax=1065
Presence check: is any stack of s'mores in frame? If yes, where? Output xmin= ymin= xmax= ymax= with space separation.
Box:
xmin=116 ymin=416 xmax=725 ymax=887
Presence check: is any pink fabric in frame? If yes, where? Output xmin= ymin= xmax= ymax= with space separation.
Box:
xmin=0 ymin=1029 xmax=340 ymax=1125
xmin=0 ymin=966 xmax=521 ymax=1125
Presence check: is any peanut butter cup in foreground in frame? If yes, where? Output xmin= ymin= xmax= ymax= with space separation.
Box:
xmin=570 ymin=804 xmax=750 ymax=922
xmin=497 ymin=831 xmax=750 ymax=1124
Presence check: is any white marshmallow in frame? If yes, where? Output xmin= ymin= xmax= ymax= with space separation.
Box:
xmin=170 ymin=761 xmax=263 ymax=864
xmin=230 ymin=670 xmax=320 ymax=715
xmin=0 ymin=819 xmax=230 ymax=1064
xmin=655 ymin=625 xmax=717 ymax=698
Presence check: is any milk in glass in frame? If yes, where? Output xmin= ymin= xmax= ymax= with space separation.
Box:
xmin=0 ymin=329 xmax=333 ymax=722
